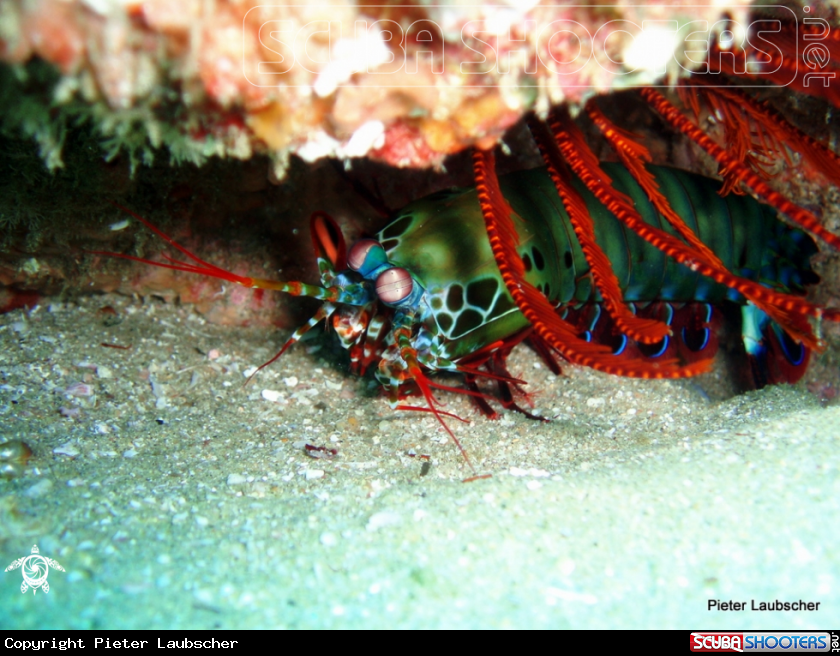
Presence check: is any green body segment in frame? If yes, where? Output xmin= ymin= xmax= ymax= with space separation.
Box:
xmin=377 ymin=164 xmax=817 ymax=361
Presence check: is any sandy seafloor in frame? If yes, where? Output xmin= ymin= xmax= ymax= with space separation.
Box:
xmin=0 ymin=292 xmax=837 ymax=629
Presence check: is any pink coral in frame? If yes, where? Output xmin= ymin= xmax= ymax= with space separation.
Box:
xmin=0 ymin=0 xmax=749 ymax=172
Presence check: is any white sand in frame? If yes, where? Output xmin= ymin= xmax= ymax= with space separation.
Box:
xmin=1 ymin=295 xmax=837 ymax=628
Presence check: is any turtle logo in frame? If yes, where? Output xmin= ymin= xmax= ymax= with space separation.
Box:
xmin=5 ymin=544 xmax=65 ymax=594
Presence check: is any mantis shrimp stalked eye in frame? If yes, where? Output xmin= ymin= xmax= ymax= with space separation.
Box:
xmin=347 ymin=239 xmax=388 ymax=276
xmin=375 ymin=268 xmax=416 ymax=306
